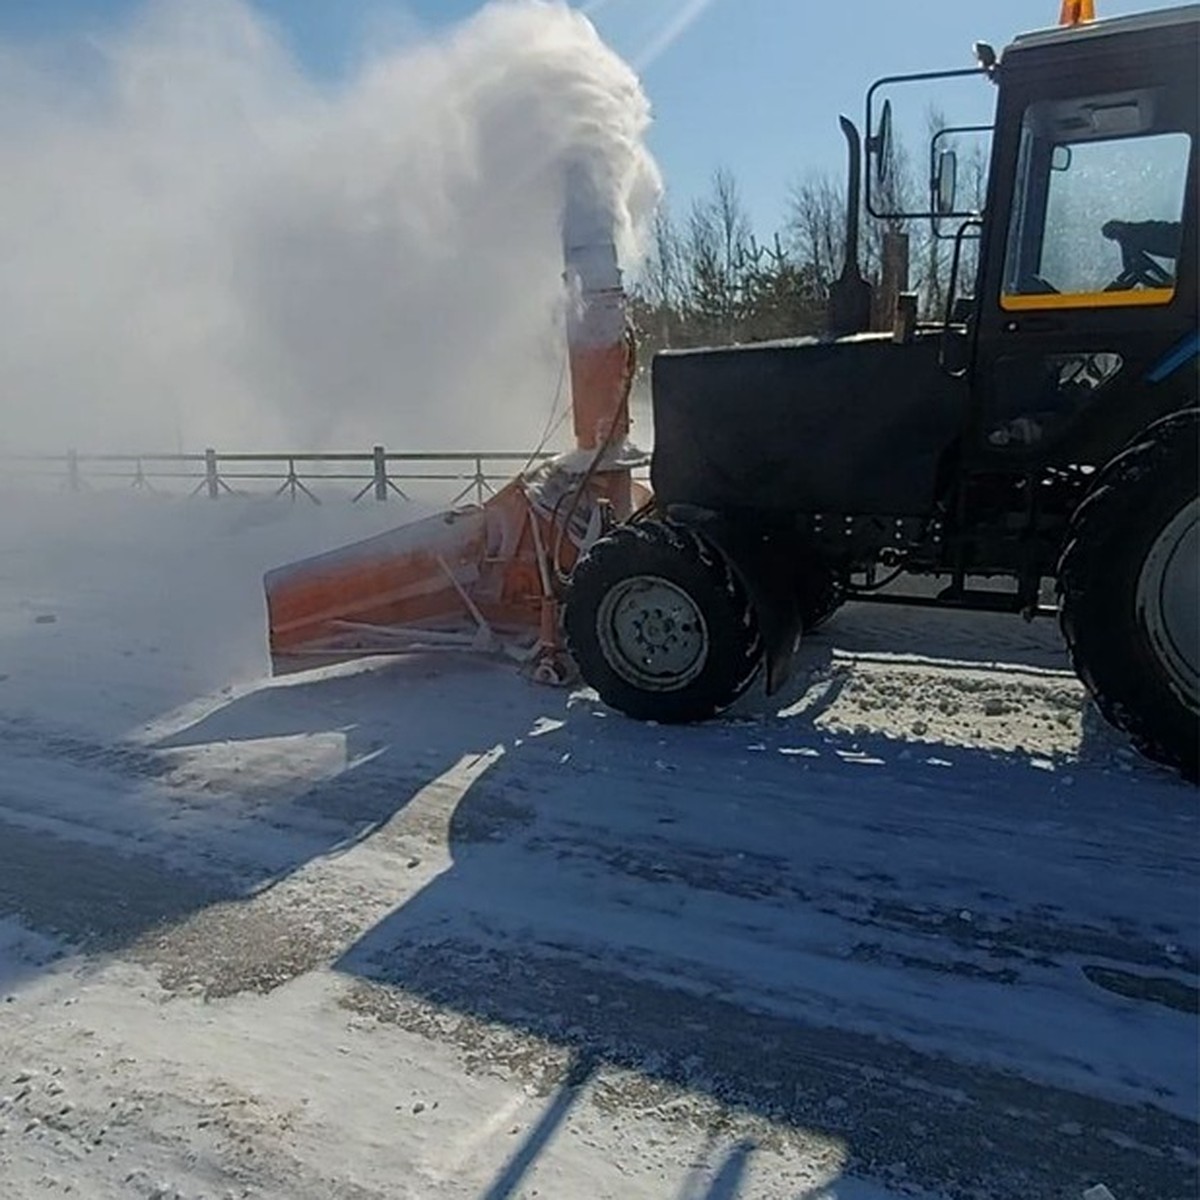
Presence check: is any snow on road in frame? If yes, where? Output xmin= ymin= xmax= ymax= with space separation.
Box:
xmin=0 ymin=493 xmax=1195 ymax=1200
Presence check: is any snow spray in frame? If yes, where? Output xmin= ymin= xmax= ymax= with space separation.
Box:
xmin=0 ymin=0 xmax=660 ymax=454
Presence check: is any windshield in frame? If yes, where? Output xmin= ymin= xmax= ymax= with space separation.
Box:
xmin=1002 ymin=89 xmax=1192 ymax=309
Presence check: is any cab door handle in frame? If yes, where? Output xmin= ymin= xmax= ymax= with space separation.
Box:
xmin=1003 ymin=315 xmax=1066 ymax=333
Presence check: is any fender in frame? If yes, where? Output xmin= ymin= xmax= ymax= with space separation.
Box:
xmin=665 ymin=504 xmax=803 ymax=695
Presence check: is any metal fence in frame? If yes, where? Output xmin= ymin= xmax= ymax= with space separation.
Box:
xmin=0 ymin=448 xmax=561 ymax=505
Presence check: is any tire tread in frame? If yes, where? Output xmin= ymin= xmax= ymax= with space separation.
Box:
xmin=565 ymin=519 xmax=762 ymax=722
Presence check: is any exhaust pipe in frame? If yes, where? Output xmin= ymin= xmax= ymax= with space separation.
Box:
xmin=827 ymin=116 xmax=873 ymax=338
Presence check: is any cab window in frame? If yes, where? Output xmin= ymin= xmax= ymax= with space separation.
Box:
xmin=1002 ymin=90 xmax=1191 ymax=310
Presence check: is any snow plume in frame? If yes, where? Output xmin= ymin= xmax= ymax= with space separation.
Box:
xmin=0 ymin=0 xmax=661 ymax=454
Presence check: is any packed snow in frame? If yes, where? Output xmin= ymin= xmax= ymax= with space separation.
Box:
xmin=0 ymin=489 xmax=1194 ymax=1200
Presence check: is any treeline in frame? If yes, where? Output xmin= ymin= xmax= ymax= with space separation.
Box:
xmin=629 ymin=118 xmax=987 ymax=357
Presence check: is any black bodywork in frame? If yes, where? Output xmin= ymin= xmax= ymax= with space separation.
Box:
xmin=653 ymin=332 xmax=963 ymax=519
xmin=648 ymin=7 xmax=1199 ymax=690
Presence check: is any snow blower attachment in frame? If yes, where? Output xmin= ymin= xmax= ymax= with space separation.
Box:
xmin=263 ymin=186 xmax=647 ymax=684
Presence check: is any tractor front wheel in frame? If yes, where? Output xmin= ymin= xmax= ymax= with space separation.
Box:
xmin=565 ymin=520 xmax=763 ymax=722
xmin=1058 ymin=409 xmax=1198 ymax=779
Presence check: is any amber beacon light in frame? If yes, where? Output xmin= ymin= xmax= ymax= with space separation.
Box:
xmin=1060 ymin=0 xmax=1097 ymax=24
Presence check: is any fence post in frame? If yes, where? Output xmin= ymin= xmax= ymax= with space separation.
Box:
xmin=373 ymin=445 xmax=388 ymax=501
xmin=204 ymin=448 xmax=219 ymax=499
xmin=67 ymin=449 xmax=80 ymax=493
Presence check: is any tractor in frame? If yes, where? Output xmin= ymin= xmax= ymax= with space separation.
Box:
xmin=562 ymin=4 xmax=1199 ymax=776
xmin=264 ymin=4 xmax=1196 ymax=778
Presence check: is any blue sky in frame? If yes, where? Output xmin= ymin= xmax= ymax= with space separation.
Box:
xmin=2 ymin=0 xmax=1191 ymax=234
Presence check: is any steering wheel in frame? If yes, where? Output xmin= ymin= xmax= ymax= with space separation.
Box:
xmin=1102 ymin=220 xmax=1179 ymax=291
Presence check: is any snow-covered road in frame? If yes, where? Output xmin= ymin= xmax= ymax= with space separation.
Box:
xmin=0 ymin=495 xmax=1195 ymax=1200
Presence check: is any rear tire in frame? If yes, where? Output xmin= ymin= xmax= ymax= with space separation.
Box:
xmin=1058 ymin=410 xmax=1198 ymax=779
xmin=565 ymin=520 xmax=762 ymax=722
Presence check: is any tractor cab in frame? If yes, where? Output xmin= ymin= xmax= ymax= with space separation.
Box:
xmin=862 ymin=5 xmax=1197 ymax=463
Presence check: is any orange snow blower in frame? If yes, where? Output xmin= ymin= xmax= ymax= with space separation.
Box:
xmin=263 ymin=185 xmax=648 ymax=683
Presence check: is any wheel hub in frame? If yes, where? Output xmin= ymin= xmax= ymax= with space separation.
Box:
xmin=1137 ymin=498 xmax=1199 ymax=712
xmin=596 ymin=575 xmax=709 ymax=691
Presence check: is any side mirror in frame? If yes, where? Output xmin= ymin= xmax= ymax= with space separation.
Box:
xmin=935 ymin=148 xmax=958 ymax=215
xmin=1051 ymin=144 xmax=1073 ymax=172
xmin=870 ymin=99 xmax=893 ymax=185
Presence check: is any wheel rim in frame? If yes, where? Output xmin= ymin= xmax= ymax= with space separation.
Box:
xmin=1137 ymin=498 xmax=1199 ymax=712
xmin=595 ymin=575 xmax=710 ymax=692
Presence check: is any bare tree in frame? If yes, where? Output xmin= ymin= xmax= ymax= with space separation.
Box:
xmin=785 ymin=178 xmax=912 ymax=311
xmin=919 ymin=104 xmax=950 ymax=317
xmin=916 ymin=105 xmax=993 ymax=318
xmin=784 ymin=113 xmax=919 ymax=317
xmin=682 ymin=168 xmax=753 ymax=342
xmin=637 ymin=203 xmax=685 ymax=349
xmin=637 ymin=146 xmax=946 ymax=351
xmin=785 ymin=173 xmax=846 ymax=298
xmin=643 ymin=205 xmax=682 ymax=311
xmin=712 ymin=167 xmax=752 ymax=294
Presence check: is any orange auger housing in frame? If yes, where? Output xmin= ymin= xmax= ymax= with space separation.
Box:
xmin=263 ymin=185 xmax=648 ymax=682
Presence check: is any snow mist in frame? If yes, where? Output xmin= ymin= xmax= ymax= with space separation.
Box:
xmin=0 ymin=0 xmax=660 ymax=454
